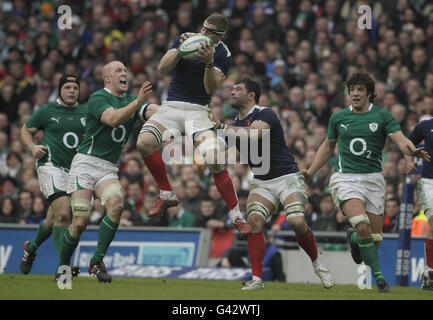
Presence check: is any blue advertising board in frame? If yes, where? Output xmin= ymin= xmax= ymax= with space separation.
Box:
xmin=0 ymin=225 xmax=210 ymax=274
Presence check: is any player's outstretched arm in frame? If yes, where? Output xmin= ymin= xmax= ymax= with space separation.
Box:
xmin=101 ymin=81 xmax=152 ymax=127
xmin=404 ymin=154 xmax=418 ymax=174
xmin=20 ymin=125 xmax=47 ymax=159
xmin=390 ymin=131 xmax=431 ymax=162
xmin=303 ymin=138 xmax=337 ymax=180
xmin=158 ymin=49 xmax=181 ymax=74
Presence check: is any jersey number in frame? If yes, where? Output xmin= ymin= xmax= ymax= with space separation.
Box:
xmin=349 ymin=138 xmax=371 ymax=158
xmin=63 ymin=132 xmax=79 ymax=149
xmin=111 ymin=125 xmax=126 ymax=143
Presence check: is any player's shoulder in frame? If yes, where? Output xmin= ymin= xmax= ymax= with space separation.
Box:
xmin=251 ymin=105 xmax=275 ymax=117
xmin=216 ymin=41 xmax=232 ymax=58
xmin=37 ymin=101 xmax=59 ymax=112
xmin=329 ymin=107 xmax=351 ymax=121
xmin=76 ymin=103 xmax=87 ymax=113
xmin=89 ymin=88 xmax=109 ymax=100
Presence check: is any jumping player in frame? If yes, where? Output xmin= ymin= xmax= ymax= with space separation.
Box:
xmin=406 ymin=114 xmax=433 ymax=290
xmin=215 ymin=77 xmax=334 ymax=290
xmin=60 ymin=61 xmax=157 ymax=282
xmin=303 ymin=73 xmax=430 ymax=292
xmin=136 ymin=13 xmax=250 ymax=234
xmin=20 ymin=75 xmax=85 ymax=278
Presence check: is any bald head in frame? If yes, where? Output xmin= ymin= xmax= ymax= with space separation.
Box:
xmin=102 ymin=60 xmax=128 ymax=95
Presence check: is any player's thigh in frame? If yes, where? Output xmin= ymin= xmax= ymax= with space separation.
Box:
xmin=194 ymin=130 xmax=225 ymax=170
xmin=44 ymin=206 xmax=55 ymax=227
xmin=37 ymin=165 xmax=68 ymax=199
xmin=147 ymin=102 xmax=184 ymax=136
xmin=418 ymin=178 xmax=433 ymax=215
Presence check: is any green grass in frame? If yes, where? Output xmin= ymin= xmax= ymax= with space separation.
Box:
xmin=1 ymin=274 xmax=432 ymax=300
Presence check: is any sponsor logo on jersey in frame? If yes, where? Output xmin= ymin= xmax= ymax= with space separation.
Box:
xmin=369 ymin=123 xmax=378 ymax=132
xmin=340 ymin=123 xmax=349 ymax=130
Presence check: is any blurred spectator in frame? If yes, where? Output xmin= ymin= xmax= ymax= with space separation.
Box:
xmin=167 ymin=202 xmax=196 ymax=228
xmin=312 ymin=193 xmax=338 ymax=231
xmin=17 ymin=189 xmax=33 ymax=223
xmin=1 ymin=176 xmax=19 ymax=201
xmin=383 ymin=198 xmax=400 ymax=233
xmin=0 ymin=196 xmax=20 ymax=223
xmin=195 ymin=197 xmax=228 ymax=230
xmin=182 ymin=179 xmax=204 ymax=217
xmin=26 ymin=195 xmax=47 ymax=225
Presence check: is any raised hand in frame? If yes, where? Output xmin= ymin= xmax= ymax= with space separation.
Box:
xmin=137 ymin=81 xmax=152 ymax=105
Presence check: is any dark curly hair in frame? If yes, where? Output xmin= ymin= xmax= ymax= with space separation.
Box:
xmin=346 ymin=73 xmax=376 ymax=103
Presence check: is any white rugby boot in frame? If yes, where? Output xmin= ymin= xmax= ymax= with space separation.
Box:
xmin=313 ymin=260 xmax=335 ymax=289
xmin=242 ymin=279 xmax=264 ymax=290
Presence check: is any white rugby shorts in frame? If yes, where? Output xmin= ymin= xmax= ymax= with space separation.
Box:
xmin=37 ymin=163 xmax=69 ymax=199
xmin=329 ymin=172 xmax=386 ymax=215
xmin=417 ymin=178 xmax=433 ymax=220
xmin=67 ymin=153 xmax=119 ymax=193
xmin=143 ymin=101 xmax=215 ymax=140
xmin=248 ymin=172 xmax=308 ymax=216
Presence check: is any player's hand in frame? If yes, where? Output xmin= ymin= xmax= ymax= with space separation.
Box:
xmin=178 ymin=32 xmax=196 ymax=45
xmin=32 ymin=145 xmax=48 ymax=159
xmin=408 ymin=144 xmax=431 ymax=162
xmin=137 ymin=81 xmax=152 ymax=105
xmin=301 ymin=169 xmax=313 ymax=181
xmin=196 ymin=41 xmax=215 ymax=65
xmin=406 ymin=161 xmax=418 ymax=174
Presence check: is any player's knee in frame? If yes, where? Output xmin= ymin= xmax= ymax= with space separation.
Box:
xmin=101 ymin=183 xmax=125 ymax=207
xmin=355 ymin=222 xmax=371 ymax=239
xmin=247 ymin=214 xmax=265 ymax=233
xmin=108 ymin=196 xmax=124 ymax=214
xmin=55 ymin=209 xmax=70 ymax=226
xmin=71 ymin=198 xmax=91 ymax=218
xmin=246 ymin=202 xmax=268 ymax=233
xmin=207 ymin=163 xmax=224 ymax=174
xmin=137 ymin=134 xmax=158 ymax=156
xmin=289 ymin=217 xmax=308 ymax=235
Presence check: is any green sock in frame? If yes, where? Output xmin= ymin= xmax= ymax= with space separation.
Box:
xmin=358 ymin=238 xmax=385 ymax=282
xmin=58 ymin=230 xmax=80 ymax=269
xmin=28 ymin=221 xmax=52 ymax=253
xmin=350 ymin=231 xmax=359 ymax=245
xmin=52 ymin=226 xmax=67 ymax=256
xmin=91 ymin=215 xmax=119 ymax=264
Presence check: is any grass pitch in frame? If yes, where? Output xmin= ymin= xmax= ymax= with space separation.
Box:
xmin=1 ymin=274 xmax=432 ymax=300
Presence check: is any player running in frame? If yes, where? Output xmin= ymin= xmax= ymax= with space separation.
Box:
xmin=405 ymin=114 xmax=433 ymax=290
xmin=214 ymin=78 xmax=334 ymax=290
xmin=136 ymin=13 xmax=250 ymax=234
xmin=20 ymin=75 xmax=85 ymax=279
xmin=303 ymin=73 xmax=430 ymax=292
xmin=60 ymin=61 xmax=157 ymax=282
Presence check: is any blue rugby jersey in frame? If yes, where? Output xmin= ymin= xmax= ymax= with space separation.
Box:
xmin=231 ymin=105 xmax=299 ymax=180
xmin=408 ymin=118 xmax=433 ymax=179
xmin=168 ymin=35 xmax=232 ymax=106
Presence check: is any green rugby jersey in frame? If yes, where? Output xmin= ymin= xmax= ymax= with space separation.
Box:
xmin=25 ymin=100 xmax=87 ymax=170
xmin=77 ymin=88 xmax=148 ymax=164
xmin=327 ymin=104 xmax=401 ymax=173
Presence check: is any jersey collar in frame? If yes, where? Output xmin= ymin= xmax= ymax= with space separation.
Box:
xmin=56 ymin=98 xmax=77 ymax=107
xmin=349 ymin=103 xmax=373 ymax=112
xmin=236 ymin=105 xmax=259 ymax=120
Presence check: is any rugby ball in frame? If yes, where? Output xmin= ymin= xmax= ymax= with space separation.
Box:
xmin=178 ymin=34 xmax=213 ymax=60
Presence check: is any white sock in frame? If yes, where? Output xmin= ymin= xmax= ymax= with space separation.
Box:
xmin=252 ymin=275 xmax=262 ymax=282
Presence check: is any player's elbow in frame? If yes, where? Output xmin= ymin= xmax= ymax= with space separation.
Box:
xmin=158 ymin=62 xmax=170 ymax=75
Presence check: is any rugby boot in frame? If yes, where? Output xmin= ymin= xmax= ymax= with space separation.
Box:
xmin=314 ymin=261 xmax=335 ymax=289
xmin=242 ymin=279 xmax=264 ymax=290
xmin=20 ymin=241 xmax=36 ymax=275
xmin=88 ymin=261 xmax=112 ymax=283
xmin=347 ymin=228 xmax=363 ymax=264
xmin=147 ymin=191 xmax=179 ymax=217
xmin=421 ymin=270 xmax=433 ymax=290
xmin=377 ymin=279 xmax=390 ymax=293
xmin=229 ymin=205 xmax=251 ymax=235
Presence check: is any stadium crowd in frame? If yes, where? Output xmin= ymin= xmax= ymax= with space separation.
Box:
xmin=0 ymin=0 xmax=432 ymax=240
